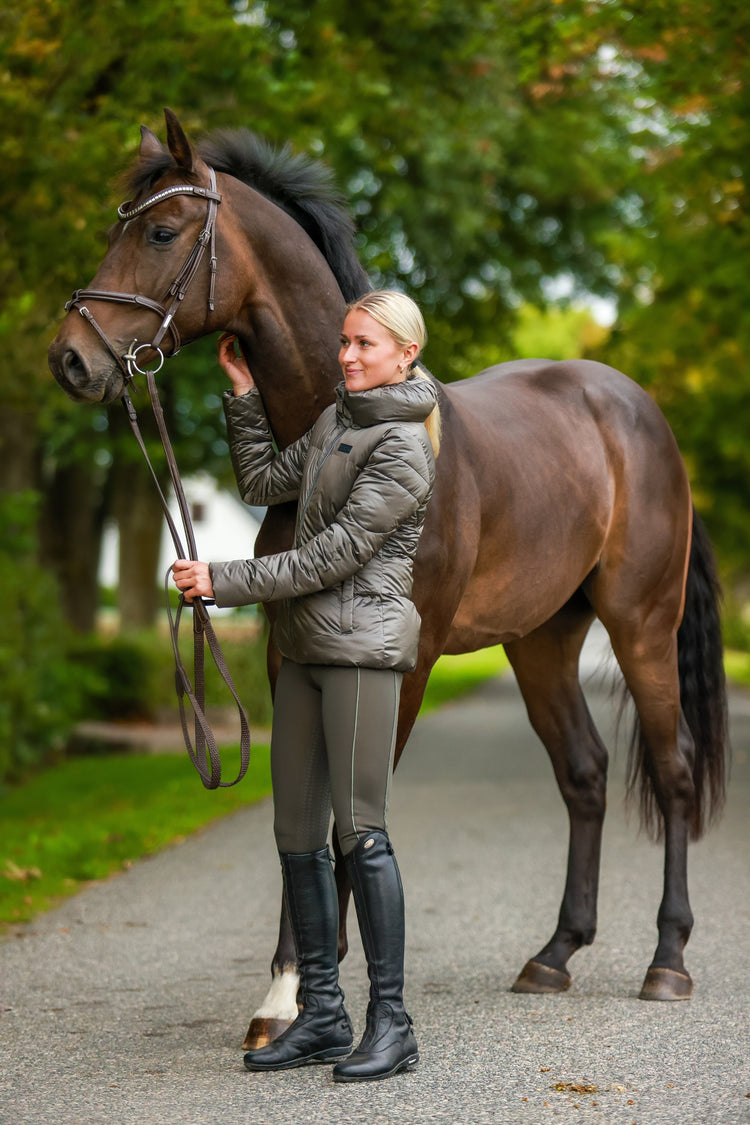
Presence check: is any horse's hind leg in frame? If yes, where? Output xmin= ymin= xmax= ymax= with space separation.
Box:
xmin=504 ymin=597 xmax=608 ymax=994
xmin=603 ymin=619 xmax=696 ymax=1000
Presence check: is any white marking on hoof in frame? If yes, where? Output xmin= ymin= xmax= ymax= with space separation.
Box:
xmin=252 ymin=968 xmax=300 ymax=1022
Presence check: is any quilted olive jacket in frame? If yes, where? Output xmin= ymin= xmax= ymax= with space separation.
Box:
xmin=209 ymin=374 xmax=437 ymax=672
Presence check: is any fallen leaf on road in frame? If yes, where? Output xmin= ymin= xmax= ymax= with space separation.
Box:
xmin=551 ymin=1083 xmax=597 ymax=1095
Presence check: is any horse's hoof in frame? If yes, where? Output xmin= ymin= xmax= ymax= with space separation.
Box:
xmin=242 ymin=1017 xmax=293 ymax=1051
xmin=639 ymin=966 xmax=693 ymax=1001
xmin=511 ymin=960 xmax=572 ymax=994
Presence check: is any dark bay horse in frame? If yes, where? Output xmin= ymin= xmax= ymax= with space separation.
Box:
xmin=49 ymin=110 xmax=727 ymax=1046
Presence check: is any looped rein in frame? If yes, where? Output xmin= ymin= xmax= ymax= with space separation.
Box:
xmin=67 ymin=168 xmax=251 ymax=790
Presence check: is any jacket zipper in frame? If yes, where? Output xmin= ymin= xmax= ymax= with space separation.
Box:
xmin=296 ymin=423 xmax=346 ymax=536
xmin=289 ymin=422 xmax=347 ymax=649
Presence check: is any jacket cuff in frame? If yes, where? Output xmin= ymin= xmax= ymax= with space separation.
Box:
xmin=222 ymin=385 xmax=264 ymax=419
xmin=209 ymin=558 xmax=277 ymax=607
xmin=209 ymin=560 xmax=257 ymax=608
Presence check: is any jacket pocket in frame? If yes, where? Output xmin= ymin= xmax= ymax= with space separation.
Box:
xmin=340 ymin=577 xmax=354 ymax=634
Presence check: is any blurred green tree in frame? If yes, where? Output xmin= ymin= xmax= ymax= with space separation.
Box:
xmin=0 ymin=493 xmax=90 ymax=779
xmin=1 ymin=0 xmax=746 ymax=627
xmin=573 ymin=0 xmax=750 ymax=575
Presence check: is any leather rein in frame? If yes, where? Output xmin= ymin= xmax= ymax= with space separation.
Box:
xmin=66 ymin=167 xmax=251 ymax=789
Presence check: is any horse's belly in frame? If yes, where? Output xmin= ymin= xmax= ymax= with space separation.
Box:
xmin=444 ymin=506 xmax=608 ymax=652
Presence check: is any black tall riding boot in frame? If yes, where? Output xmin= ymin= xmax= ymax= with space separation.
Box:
xmin=332 ymin=831 xmax=418 ymax=1082
xmin=243 ymin=848 xmax=353 ymax=1071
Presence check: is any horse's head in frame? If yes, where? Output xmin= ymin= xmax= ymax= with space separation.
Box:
xmin=48 ymin=110 xmax=225 ymax=403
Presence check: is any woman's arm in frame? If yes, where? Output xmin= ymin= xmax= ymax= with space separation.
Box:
xmin=218 ymin=334 xmax=310 ymax=506
xmin=208 ymin=426 xmax=434 ymax=608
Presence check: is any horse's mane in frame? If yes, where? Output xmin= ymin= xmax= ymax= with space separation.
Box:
xmin=124 ymin=129 xmax=369 ymax=303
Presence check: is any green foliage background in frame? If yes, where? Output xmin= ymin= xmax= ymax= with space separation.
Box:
xmin=0 ymin=494 xmax=90 ymax=779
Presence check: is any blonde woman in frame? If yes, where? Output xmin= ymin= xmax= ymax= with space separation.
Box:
xmin=173 ymin=290 xmax=439 ymax=1082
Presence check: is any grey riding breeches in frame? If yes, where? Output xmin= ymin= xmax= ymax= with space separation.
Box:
xmin=270 ymin=658 xmax=403 ymax=856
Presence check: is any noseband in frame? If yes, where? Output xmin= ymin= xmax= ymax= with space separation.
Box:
xmin=66 ymin=166 xmax=222 ymax=381
xmin=64 ymin=167 xmax=251 ymax=790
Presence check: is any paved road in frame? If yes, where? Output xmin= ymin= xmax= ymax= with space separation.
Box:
xmin=2 ymin=638 xmax=749 ymax=1125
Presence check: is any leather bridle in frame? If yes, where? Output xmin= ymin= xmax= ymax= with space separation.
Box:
xmin=64 ymin=167 xmax=251 ymax=790
xmin=66 ymin=167 xmax=222 ymax=381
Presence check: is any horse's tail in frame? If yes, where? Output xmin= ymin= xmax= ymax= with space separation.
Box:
xmin=625 ymin=508 xmax=729 ymax=840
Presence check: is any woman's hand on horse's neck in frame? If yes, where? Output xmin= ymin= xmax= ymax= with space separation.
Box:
xmin=218 ymin=332 xmax=255 ymax=395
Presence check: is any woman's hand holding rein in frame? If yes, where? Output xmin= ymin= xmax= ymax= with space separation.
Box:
xmin=172 ymin=559 xmax=214 ymax=602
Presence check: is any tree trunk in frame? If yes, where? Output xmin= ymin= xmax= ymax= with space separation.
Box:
xmin=112 ymin=458 xmax=168 ymax=629
xmin=1 ymin=404 xmax=105 ymax=634
xmin=0 ymin=406 xmax=38 ymax=494
xmin=38 ymin=461 xmax=106 ymax=632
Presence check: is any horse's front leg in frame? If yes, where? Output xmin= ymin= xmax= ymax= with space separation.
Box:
xmin=505 ymin=609 xmax=608 ymax=993
xmin=242 ymin=895 xmax=300 ymax=1050
xmin=242 ymin=834 xmax=351 ymax=1050
xmin=512 ymin=784 xmax=606 ymax=993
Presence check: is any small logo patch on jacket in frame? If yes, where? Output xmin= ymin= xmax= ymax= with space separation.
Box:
xmin=338 ymin=442 xmax=353 ymax=453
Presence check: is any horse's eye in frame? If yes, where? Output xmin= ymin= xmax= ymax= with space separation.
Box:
xmin=148 ymin=228 xmax=178 ymax=246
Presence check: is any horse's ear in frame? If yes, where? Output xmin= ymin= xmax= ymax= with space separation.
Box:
xmin=139 ymin=126 xmax=164 ymax=159
xmin=164 ymin=107 xmax=198 ymax=174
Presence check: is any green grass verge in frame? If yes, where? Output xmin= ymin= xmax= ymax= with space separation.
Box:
xmin=0 ymin=746 xmax=271 ymax=930
xmin=419 ymin=644 xmax=509 ymax=713
xmin=0 ymin=646 xmax=509 ymax=931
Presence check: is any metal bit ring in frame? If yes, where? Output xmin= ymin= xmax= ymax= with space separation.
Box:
xmin=124 ymin=342 xmax=165 ymax=377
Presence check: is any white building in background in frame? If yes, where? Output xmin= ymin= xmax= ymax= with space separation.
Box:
xmin=99 ymin=473 xmax=263 ymax=613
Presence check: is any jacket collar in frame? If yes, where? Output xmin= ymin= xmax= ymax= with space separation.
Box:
xmin=335 ymin=371 xmax=438 ymax=428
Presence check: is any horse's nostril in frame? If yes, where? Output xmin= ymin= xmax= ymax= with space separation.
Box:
xmin=62 ymin=348 xmax=87 ymax=386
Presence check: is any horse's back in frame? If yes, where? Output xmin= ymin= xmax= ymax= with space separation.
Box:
xmin=442 ymin=356 xmax=685 ymax=486
xmin=447 ymin=357 xmax=666 ymax=426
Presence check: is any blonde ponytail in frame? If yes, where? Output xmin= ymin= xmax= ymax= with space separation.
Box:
xmin=412 ymin=364 xmax=441 ymax=459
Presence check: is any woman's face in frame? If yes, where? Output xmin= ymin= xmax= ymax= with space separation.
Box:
xmin=339 ymin=309 xmax=417 ymax=393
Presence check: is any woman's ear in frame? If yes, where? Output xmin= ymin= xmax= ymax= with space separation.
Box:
xmin=403 ymin=342 xmax=419 ymax=367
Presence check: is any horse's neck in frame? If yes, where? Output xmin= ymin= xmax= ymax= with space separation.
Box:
xmin=227 ymin=184 xmax=347 ymax=447
xmin=237 ymin=311 xmax=340 ymax=448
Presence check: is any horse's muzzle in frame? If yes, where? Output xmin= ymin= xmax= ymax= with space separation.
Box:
xmin=48 ymin=340 xmax=123 ymax=403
